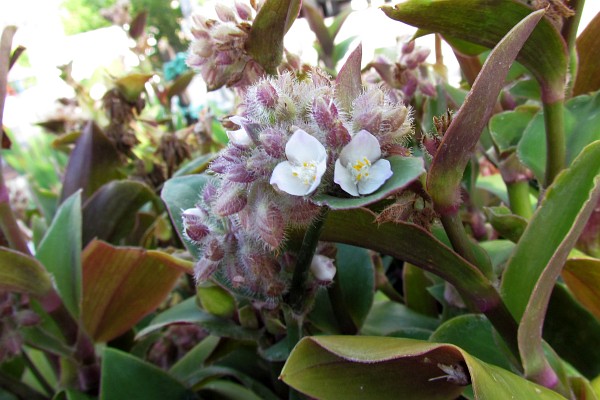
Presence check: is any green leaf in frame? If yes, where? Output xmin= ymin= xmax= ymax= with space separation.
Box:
xmin=573 ymin=11 xmax=600 ymax=96
xmin=136 ymin=297 xmax=258 ymax=341
xmin=328 ymin=8 xmax=351 ymax=41
xmin=335 ymin=43 xmax=362 ymax=114
xmin=246 ymin=0 xmax=301 ymax=73
xmin=59 ymin=121 xmax=122 ymax=203
xmin=332 ymin=36 xmax=358 ymax=67
xmin=198 ymin=380 xmax=264 ymax=400
xmin=169 ymin=336 xmax=221 ymax=384
xmin=382 ymin=0 xmax=567 ymax=101
xmin=430 ymin=314 xmax=513 ymax=371
xmin=82 ymin=180 xmax=157 ymax=246
xmin=425 ymin=9 xmax=544 ymax=211
xmin=314 ymin=156 xmax=425 ymax=209
xmin=499 ymin=142 xmax=600 ymax=384
xmin=502 ymin=141 xmax=600 ymax=321
xmin=302 ymin=2 xmax=333 ymax=56
xmin=361 ymin=301 xmax=438 ymax=336
xmin=173 ymin=153 xmax=213 ymax=177
xmin=403 ymin=263 xmax=438 ymax=317
xmin=329 ymin=244 xmax=374 ymax=330
xmin=321 ymin=208 xmax=500 ymax=314
xmin=161 ymin=174 xmax=211 ymax=259
xmin=81 ymin=240 xmax=189 ymax=342
xmin=562 ymin=258 xmax=600 ymax=322
xmin=281 ymin=336 xmax=565 ymax=400
xmin=0 ymin=247 xmax=53 ymax=297
xmin=483 ymin=206 xmax=527 ymax=243
xmin=166 ymin=70 xmax=194 ymax=100
xmin=518 ymin=91 xmax=600 ymax=182
xmin=100 ymin=348 xmax=192 ymax=400
xmin=544 ymin=284 xmax=600 ymax=379
xmin=489 ymin=106 xmax=538 ymax=155
xmin=36 ymin=191 xmax=82 ymax=318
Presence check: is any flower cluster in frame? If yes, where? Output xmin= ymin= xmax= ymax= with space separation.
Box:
xmin=186 ymin=1 xmax=263 ymax=90
xmin=183 ymin=70 xmax=412 ymax=303
xmin=367 ymin=38 xmax=435 ymax=103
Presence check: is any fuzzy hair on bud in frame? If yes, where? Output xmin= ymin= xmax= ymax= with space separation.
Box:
xmin=213 ymin=181 xmax=248 ymax=216
xmin=182 ymin=207 xmax=211 ymax=242
xmin=194 ymin=258 xmax=220 ymax=282
xmin=259 ymin=128 xmax=286 ymax=158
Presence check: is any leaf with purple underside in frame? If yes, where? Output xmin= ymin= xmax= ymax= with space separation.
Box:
xmin=335 ymin=43 xmax=362 ymax=114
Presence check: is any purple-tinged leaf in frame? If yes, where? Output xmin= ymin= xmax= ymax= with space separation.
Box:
xmin=573 ymin=11 xmax=600 ymax=96
xmin=562 ymin=258 xmax=600 ymax=321
xmin=0 ymin=26 xmax=17 ymax=129
xmin=82 ymin=180 xmax=157 ymax=246
xmin=60 ymin=121 xmax=122 ymax=203
xmin=281 ymin=336 xmax=564 ymax=400
xmin=81 ymin=240 xmax=191 ymax=342
xmin=246 ymin=0 xmax=302 ymax=73
xmin=115 ymin=73 xmax=152 ymax=103
xmin=335 ymin=43 xmax=362 ymax=114
xmin=426 ymin=10 xmax=544 ymax=212
xmin=129 ymin=10 xmax=148 ymax=40
xmin=382 ymin=0 xmax=567 ymax=102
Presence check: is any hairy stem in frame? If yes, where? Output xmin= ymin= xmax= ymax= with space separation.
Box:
xmin=543 ymin=100 xmax=566 ymax=187
xmin=507 ymin=181 xmax=533 ymax=219
xmin=287 ymin=207 xmax=329 ymax=313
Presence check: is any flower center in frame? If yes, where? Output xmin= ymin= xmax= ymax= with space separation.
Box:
xmin=292 ymin=161 xmax=318 ymax=186
xmin=348 ymin=157 xmax=371 ymax=183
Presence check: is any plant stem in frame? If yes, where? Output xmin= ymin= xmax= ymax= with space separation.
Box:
xmin=287 ymin=207 xmax=328 ymax=313
xmin=507 ymin=181 xmax=533 ymax=219
xmin=561 ymin=0 xmax=585 ymax=55
xmin=373 ymin=253 xmax=404 ymax=303
xmin=23 ymin=350 xmax=54 ymax=397
xmin=543 ymin=100 xmax=566 ymax=187
xmin=440 ymin=212 xmax=479 ymax=268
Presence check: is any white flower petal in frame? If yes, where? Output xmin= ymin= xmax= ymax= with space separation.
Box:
xmin=358 ymin=159 xmax=393 ymax=195
xmin=310 ymin=255 xmax=336 ymax=281
xmin=227 ymin=127 xmax=252 ymax=146
xmin=285 ymin=129 xmax=326 ymax=164
xmin=270 ymin=161 xmax=314 ymax=196
xmin=306 ymin=159 xmax=327 ymax=195
xmin=334 ymin=158 xmax=359 ymax=196
xmin=339 ymin=130 xmax=381 ymax=165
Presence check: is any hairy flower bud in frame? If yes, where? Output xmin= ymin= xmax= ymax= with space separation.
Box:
xmin=235 ymin=0 xmax=253 ymax=20
xmin=215 ymin=3 xmax=237 ymax=22
xmin=254 ymin=196 xmax=285 ymax=249
xmin=256 ymin=81 xmax=279 ymax=108
xmin=182 ymin=208 xmax=210 ymax=242
xmin=312 ymin=97 xmax=338 ymax=131
xmin=195 ymin=257 xmax=220 ymax=282
xmin=259 ymin=128 xmax=285 ymax=158
xmin=225 ymin=163 xmax=255 ymax=183
xmin=214 ymin=181 xmax=248 ymax=216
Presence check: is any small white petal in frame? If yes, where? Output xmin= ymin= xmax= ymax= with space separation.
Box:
xmin=285 ymin=129 xmax=327 ymax=164
xmin=226 ymin=116 xmax=252 ymax=146
xmin=310 ymin=255 xmax=336 ymax=281
xmin=358 ymin=159 xmax=393 ymax=195
xmin=270 ymin=161 xmax=314 ymax=196
xmin=339 ymin=130 xmax=381 ymax=166
xmin=307 ymin=159 xmax=327 ymax=195
xmin=334 ymin=158 xmax=359 ymax=196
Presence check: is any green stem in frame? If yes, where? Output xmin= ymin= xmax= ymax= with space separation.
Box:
xmin=507 ymin=181 xmax=533 ymax=219
xmin=287 ymin=207 xmax=329 ymax=313
xmin=23 ymin=351 xmax=54 ymax=397
xmin=561 ymin=0 xmax=585 ymax=55
xmin=543 ymin=100 xmax=566 ymax=187
xmin=440 ymin=212 xmax=479 ymax=268
xmin=373 ymin=253 xmax=404 ymax=304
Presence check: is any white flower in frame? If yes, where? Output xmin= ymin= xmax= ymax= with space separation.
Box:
xmin=226 ymin=116 xmax=253 ymax=146
xmin=334 ymin=130 xmax=393 ymax=196
xmin=310 ymin=255 xmax=336 ymax=282
xmin=270 ymin=129 xmax=327 ymax=196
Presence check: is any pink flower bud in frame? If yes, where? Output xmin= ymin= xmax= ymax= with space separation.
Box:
xmin=195 ymin=257 xmax=220 ymax=281
xmin=214 ymin=181 xmax=248 ymax=216
xmin=312 ymin=97 xmax=338 ymax=130
xmin=256 ymin=81 xmax=279 ymax=108
xmin=402 ymin=40 xmax=416 ymax=54
xmin=202 ymin=183 xmax=218 ymax=204
xmin=225 ymin=163 xmax=255 ymax=183
xmin=259 ymin=128 xmax=285 ymax=158
xmin=205 ymin=238 xmax=225 ymax=261
xmin=182 ymin=208 xmax=210 ymax=242
xmin=326 ymin=122 xmax=351 ymax=148
xmin=216 ymin=51 xmax=235 ymax=66
xmin=235 ymin=0 xmax=253 ymax=20
xmin=215 ymin=3 xmax=237 ymax=22
xmin=255 ymin=199 xmax=285 ymax=249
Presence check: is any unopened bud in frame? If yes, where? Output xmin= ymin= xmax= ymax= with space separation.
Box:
xmin=225 ymin=163 xmax=255 ymax=183
xmin=182 ymin=208 xmax=210 ymax=242
xmin=205 ymin=238 xmax=225 ymax=261
xmin=195 ymin=258 xmax=219 ymax=282
xmin=259 ymin=128 xmax=285 ymax=158
xmin=256 ymin=81 xmax=279 ymax=108
xmin=215 ymin=3 xmax=237 ymax=22
xmin=312 ymin=97 xmax=338 ymax=130
xmin=310 ymin=255 xmax=336 ymax=282
xmin=401 ymin=40 xmax=415 ymax=54
xmin=235 ymin=0 xmax=253 ymax=20
xmin=214 ymin=181 xmax=247 ymax=216
xmin=255 ymin=198 xmax=284 ymax=249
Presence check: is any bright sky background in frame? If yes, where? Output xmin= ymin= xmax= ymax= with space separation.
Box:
xmin=2 ymin=0 xmax=599 ymax=138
